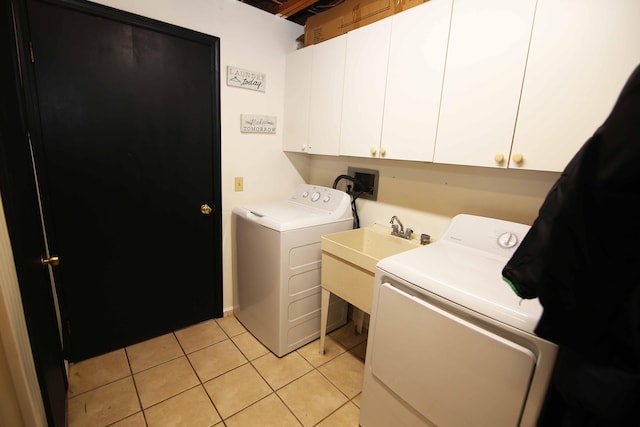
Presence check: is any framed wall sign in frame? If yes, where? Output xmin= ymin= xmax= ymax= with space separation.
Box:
xmin=227 ymin=66 xmax=266 ymax=92
xmin=241 ymin=114 xmax=276 ymax=134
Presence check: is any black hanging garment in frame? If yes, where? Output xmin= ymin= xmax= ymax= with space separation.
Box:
xmin=502 ymin=64 xmax=640 ymax=426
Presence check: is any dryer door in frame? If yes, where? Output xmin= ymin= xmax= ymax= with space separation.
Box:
xmin=368 ymin=282 xmax=536 ymax=427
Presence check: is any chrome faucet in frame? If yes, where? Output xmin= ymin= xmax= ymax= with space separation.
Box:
xmin=390 ymin=216 xmax=413 ymax=240
xmin=390 ymin=215 xmax=403 ymax=233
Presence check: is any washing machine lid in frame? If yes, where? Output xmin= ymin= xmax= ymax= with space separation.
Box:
xmin=232 ymin=184 xmax=353 ymax=232
xmin=232 ymin=201 xmax=347 ymax=231
xmin=377 ymin=214 xmax=542 ymax=334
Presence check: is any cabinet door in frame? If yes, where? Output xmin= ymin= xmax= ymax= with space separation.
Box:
xmin=381 ymin=0 xmax=453 ymax=161
xmin=283 ymin=46 xmax=312 ymax=152
xmin=434 ymin=0 xmax=536 ymax=168
xmin=339 ymin=18 xmax=392 ymax=158
xmin=308 ymin=34 xmax=346 ymax=156
xmin=511 ymin=0 xmax=640 ymax=172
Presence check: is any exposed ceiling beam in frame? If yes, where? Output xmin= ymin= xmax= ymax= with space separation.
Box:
xmin=239 ymin=1 xmax=279 ymax=14
xmin=277 ymin=0 xmax=320 ymax=17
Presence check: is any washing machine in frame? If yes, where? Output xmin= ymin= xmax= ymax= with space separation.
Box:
xmin=232 ymin=184 xmax=353 ymax=357
xmin=360 ymin=214 xmax=559 ymax=427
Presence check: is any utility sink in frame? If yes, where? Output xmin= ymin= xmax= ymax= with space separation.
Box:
xmin=321 ymin=223 xmax=421 ymax=274
xmin=319 ymin=224 xmax=422 ymax=353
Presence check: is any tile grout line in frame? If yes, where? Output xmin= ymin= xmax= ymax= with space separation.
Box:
xmin=218 ymin=322 xmax=337 ymax=425
xmin=213 ymin=316 xmax=305 ymax=424
xmin=313 ymin=400 xmax=358 ymax=427
xmin=124 ymin=346 xmax=147 ymax=427
xmin=301 ymin=342 xmax=366 ymax=426
xmin=179 ymin=328 xmax=228 ymax=424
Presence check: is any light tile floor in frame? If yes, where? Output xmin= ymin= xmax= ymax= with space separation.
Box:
xmin=67 ymin=315 xmax=367 ymax=427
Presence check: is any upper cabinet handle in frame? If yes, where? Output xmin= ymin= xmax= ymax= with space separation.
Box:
xmin=512 ymin=153 xmax=524 ymax=164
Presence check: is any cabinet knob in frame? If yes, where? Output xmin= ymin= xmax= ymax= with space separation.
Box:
xmin=301 ymin=144 xmax=307 ymax=152
xmin=380 ymin=147 xmax=387 ymax=156
xmin=494 ymin=153 xmax=504 ymax=163
xmin=512 ymin=153 xmax=524 ymax=164
xmin=370 ymin=147 xmax=377 ymax=156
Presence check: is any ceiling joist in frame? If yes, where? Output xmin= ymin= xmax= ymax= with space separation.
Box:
xmin=240 ymin=0 xmax=341 ymax=25
xmin=276 ymin=0 xmax=321 ymax=17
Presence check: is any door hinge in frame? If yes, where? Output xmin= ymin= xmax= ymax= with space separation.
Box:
xmin=29 ymin=41 xmax=34 ymax=63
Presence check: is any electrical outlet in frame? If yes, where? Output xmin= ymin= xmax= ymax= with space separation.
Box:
xmin=234 ymin=176 xmax=244 ymax=192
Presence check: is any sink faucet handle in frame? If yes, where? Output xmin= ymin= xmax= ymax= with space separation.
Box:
xmin=405 ymin=228 xmax=413 ymax=238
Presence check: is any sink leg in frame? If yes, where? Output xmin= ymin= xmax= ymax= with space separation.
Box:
xmin=354 ymin=308 xmax=365 ymax=334
xmin=320 ymin=288 xmax=330 ymax=355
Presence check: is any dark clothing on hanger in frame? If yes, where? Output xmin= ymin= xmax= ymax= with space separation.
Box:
xmin=502 ymin=64 xmax=640 ymax=426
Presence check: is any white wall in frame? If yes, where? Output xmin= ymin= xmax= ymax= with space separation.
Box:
xmin=309 ymin=156 xmax=560 ymax=241
xmin=92 ymin=0 xmax=308 ymax=311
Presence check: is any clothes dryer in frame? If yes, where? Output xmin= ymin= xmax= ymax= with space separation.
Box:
xmin=360 ymin=214 xmax=558 ymax=426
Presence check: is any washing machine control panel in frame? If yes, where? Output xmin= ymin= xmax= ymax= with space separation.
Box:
xmin=289 ymin=184 xmax=351 ymax=214
xmin=441 ymin=214 xmax=530 ymax=258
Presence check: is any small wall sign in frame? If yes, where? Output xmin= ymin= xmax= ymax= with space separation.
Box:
xmin=227 ymin=66 xmax=266 ymax=92
xmin=241 ymin=114 xmax=276 ymax=134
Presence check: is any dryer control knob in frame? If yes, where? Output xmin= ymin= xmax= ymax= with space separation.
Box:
xmin=497 ymin=232 xmax=518 ymax=248
xmin=311 ymin=192 xmax=320 ymax=202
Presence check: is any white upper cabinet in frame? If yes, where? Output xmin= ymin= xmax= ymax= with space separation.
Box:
xmin=283 ymin=46 xmax=312 ymax=153
xmin=283 ymin=0 xmax=638 ymax=170
xmin=339 ymin=18 xmax=392 ymax=158
xmin=283 ymin=36 xmax=346 ymax=155
xmin=511 ymin=0 xmax=640 ymax=172
xmin=380 ymin=0 xmax=453 ymax=161
xmin=434 ymin=0 xmax=536 ymax=168
xmin=308 ymin=34 xmax=347 ymax=156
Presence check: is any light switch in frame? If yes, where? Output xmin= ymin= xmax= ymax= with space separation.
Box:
xmin=234 ymin=176 xmax=244 ymax=192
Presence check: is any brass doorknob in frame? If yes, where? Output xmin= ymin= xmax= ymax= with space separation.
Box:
xmin=41 ymin=255 xmax=60 ymax=267
xmin=200 ymin=204 xmax=212 ymax=215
